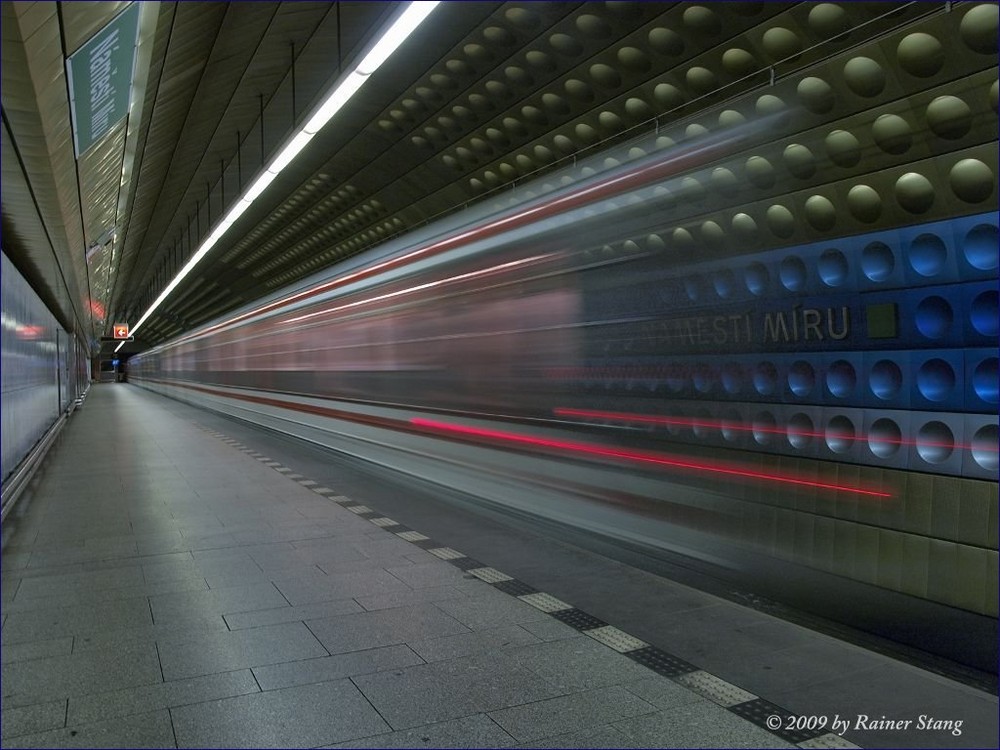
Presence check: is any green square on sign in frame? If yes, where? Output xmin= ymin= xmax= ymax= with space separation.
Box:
xmin=867 ymin=302 xmax=898 ymax=339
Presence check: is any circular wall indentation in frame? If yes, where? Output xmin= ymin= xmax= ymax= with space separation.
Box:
xmin=973 ymin=358 xmax=999 ymax=403
xmin=926 ymin=96 xmax=972 ymax=139
xmin=897 ymin=32 xmax=944 ymax=77
xmin=712 ymin=167 xmax=739 ymax=195
xmin=950 ymin=158 xmax=995 ymax=203
xmin=753 ymin=361 xmax=778 ymax=396
xmin=504 ymin=66 xmax=533 ymax=87
xmin=625 ymin=97 xmax=652 ymax=120
xmin=916 ymin=421 xmax=954 ymax=464
xmin=653 ymin=83 xmax=685 ymax=109
xmin=971 ymin=424 xmax=999 ymax=471
xmin=722 ymin=48 xmax=758 ymax=76
xmin=861 ymin=241 xmax=894 ymax=281
xmin=576 ymin=14 xmax=612 ymax=39
xmin=895 ymin=172 xmax=935 ymax=213
xmin=872 ymin=114 xmax=912 ymax=154
xmin=672 ymin=227 xmax=695 ymax=252
xmin=783 ymin=144 xmax=816 ymax=178
xmin=868 ymin=418 xmax=902 ymax=458
xmin=756 ymin=94 xmax=787 ymax=119
xmin=826 ymin=360 xmax=857 ymax=398
xmin=722 ymin=364 xmax=743 ymax=395
xmin=825 ymin=415 xmax=855 ymax=453
xmin=916 ymin=358 xmax=956 ymax=401
xmin=779 ymin=256 xmax=807 ymax=291
xmin=744 ymin=261 xmax=769 ymax=295
xmin=685 ymin=123 xmax=710 ymax=139
xmin=825 ymin=130 xmax=862 ymax=167
xmin=666 ymin=366 xmax=686 ymax=393
xmin=915 ymin=296 xmax=953 ymax=339
xmin=680 ymin=177 xmax=705 ymax=203
xmin=962 ymin=224 xmax=999 ymax=270
xmin=787 ymin=413 xmax=815 ymax=449
xmin=702 ymin=221 xmax=726 ymax=250
xmin=753 ymin=412 xmax=777 ymax=446
xmin=648 ymin=27 xmax=684 ymax=56
xmin=693 ymin=365 xmax=715 ymax=394
xmin=745 ymin=156 xmax=775 ymax=188
xmin=960 ymin=4 xmax=999 ymax=53
xmin=870 ymin=360 xmax=903 ymax=400
xmin=788 ymin=360 xmax=816 ymax=397
xmin=797 ymin=76 xmax=835 ymax=113
xmin=808 ymin=3 xmax=850 ymax=37
xmin=692 ymin=409 xmax=714 ymax=439
xmin=504 ymin=8 xmax=540 ymax=29
xmin=713 ymin=269 xmax=736 ymax=299
xmin=683 ymin=5 xmax=722 ymax=34
xmin=718 ymin=109 xmax=747 ymax=129
xmin=684 ymin=275 xmax=704 ymax=301
xmin=848 ymin=185 xmax=882 ymax=222
xmin=732 ymin=213 xmax=758 ymax=243
xmin=618 ymin=46 xmax=651 ymax=72
xmin=720 ymin=409 xmax=743 ymax=443
xmin=767 ymin=205 xmax=795 ymax=238
xmin=763 ymin=27 xmax=802 ymax=61
xmin=599 ymin=111 xmax=624 ymax=133
xmin=908 ymin=233 xmax=947 ymax=277
xmin=818 ymin=248 xmax=849 ymax=287
xmin=549 ymin=33 xmax=583 ymax=56
xmin=590 ymin=63 xmax=622 ymax=89
xmin=686 ymin=66 xmax=718 ymax=94
xmin=844 ymin=56 xmax=886 ymax=96
xmin=805 ymin=195 xmax=837 ymax=231
xmin=971 ymin=290 xmax=999 ymax=336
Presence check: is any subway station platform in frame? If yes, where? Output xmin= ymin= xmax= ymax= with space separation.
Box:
xmin=1 ymin=384 xmax=996 ymax=749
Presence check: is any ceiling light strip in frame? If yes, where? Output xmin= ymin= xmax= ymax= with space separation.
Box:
xmin=118 ymin=1 xmax=440 ymax=352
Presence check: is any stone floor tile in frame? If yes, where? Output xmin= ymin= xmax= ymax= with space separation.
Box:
xmin=323 ymin=713 xmax=515 ymax=748
xmin=1 ymin=708 xmax=174 ymax=749
xmin=252 ymin=643 xmax=424 ymax=691
xmin=488 ymin=685 xmax=657 ymax=742
xmin=156 ymin=620 xmax=328 ymax=680
xmin=171 ymin=679 xmax=389 ymax=748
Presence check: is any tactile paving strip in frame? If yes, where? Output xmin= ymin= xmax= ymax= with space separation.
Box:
xmin=626 ymin=645 xmax=698 ymax=677
xmin=585 ymin=625 xmax=647 ymax=653
xmin=491 ymin=579 xmax=538 ymax=597
xmin=677 ymin=671 xmax=758 ymax=707
xmin=797 ymin=733 xmax=862 ymax=749
xmin=448 ymin=556 xmax=485 ymax=571
xmin=518 ymin=592 xmax=573 ymax=613
xmin=396 ymin=530 xmax=430 ymax=542
xmin=197 ymin=423 xmax=849 ymax=750
xmin=467 ymin=567 xmax=513 ymax=583
xmin=730 ymin=698 xmax=829 ymax=743
xmin=550 ymin=608 xmax=607 ymax=631
xmin=427 ymin=547 xmax=466 ymax=560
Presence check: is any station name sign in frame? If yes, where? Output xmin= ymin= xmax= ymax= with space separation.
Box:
xmin=66 ymin=3 xmax=140 ymax=156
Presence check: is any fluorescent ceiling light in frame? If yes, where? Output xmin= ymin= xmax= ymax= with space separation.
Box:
xmin=122 ymin=1 xmax=439 ymax=347
xmin=356 ymin=1 xmax=439 ymax=75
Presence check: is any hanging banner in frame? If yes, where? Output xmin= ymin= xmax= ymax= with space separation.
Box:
xmin=66 ymin=3 xmax=140 ymax=157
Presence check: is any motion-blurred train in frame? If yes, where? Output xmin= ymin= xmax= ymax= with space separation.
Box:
xmin=131 ymin=115 xmax=997 ymax=674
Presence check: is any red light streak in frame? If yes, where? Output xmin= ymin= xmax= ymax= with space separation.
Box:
xmin=154 ymin=131 xmax=745 ymax=352
xmin=553 ymin=407 xmax=996 ymax=453
xmin=410 ymin=417 xmax=892 ymax=498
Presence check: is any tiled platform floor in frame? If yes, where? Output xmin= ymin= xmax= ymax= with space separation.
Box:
xmin=1 ymin=384 xmax=996 ymax=749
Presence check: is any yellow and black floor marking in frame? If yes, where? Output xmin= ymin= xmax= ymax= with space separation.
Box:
xmin=197 ymin=424 xmax=861 ymax=750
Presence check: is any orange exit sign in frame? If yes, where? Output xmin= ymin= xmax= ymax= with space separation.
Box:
xmin=113 ymin=324 xmax=129 ymax=339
